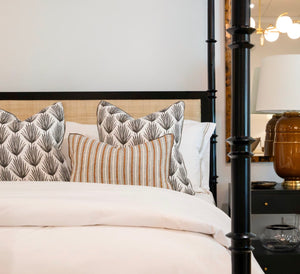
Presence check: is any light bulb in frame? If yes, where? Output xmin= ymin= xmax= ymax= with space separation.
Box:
xmin=250 ymin=17 xmax=256 ymax=28
xmin=276 ymin=14 xmax=293 ymax=33
xmin=250 ymin=3 xmax=255 ymax=9
xmin=264 ymin=25 xmax=279 ymax=42
xmin=287 ymin=22 xmax=300 ymax=39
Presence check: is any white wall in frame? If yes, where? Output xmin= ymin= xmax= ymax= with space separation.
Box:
xmin=0 ymin=0 xmax=209 ymax=91
xmin=0 ymin=0 xmax=286 ymax=213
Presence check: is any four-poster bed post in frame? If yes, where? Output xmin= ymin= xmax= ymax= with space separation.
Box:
xmin=206 ymin=0 xmax=218 ymax=203
xmin=226 ymin=0 xmax=255 ymax=273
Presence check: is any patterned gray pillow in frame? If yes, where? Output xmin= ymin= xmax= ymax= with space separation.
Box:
xmin=97 ymin=100 xmax=194 ymax=195
xmin=0 ymin=102 xmax=70 ymax=181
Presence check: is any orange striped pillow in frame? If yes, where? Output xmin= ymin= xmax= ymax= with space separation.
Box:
xmin=68 ymin=133 xmax=174 ymax=189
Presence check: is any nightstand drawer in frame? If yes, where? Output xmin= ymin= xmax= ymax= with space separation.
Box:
xmin=252 ymin=190 xmax=300 ymax=214
xmin=253 ymin=240 xmax=300 ymax=274
xmin=254 ymin=254 xmax=300 ymax=274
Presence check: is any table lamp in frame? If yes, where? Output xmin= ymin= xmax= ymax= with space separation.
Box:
xmin=256 ymin=54 xmax=300 ymax=188
xmin=251 ymin=67 xmax=280 ymax=156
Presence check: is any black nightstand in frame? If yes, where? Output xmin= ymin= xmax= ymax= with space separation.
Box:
xmin=252 ymin=183 xmax=300 ymax=274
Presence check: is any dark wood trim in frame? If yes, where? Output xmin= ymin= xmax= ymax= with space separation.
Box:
xmin=0 ymin=91 xmax=207 ymax=100
xmin=226 ymin=0 xmax=255 ymax=273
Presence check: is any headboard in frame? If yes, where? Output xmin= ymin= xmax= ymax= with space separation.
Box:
xmin=0 ymin=99 xmax=201 ymax=124
xmin=0 ymin=91 xmax=216 ymax=199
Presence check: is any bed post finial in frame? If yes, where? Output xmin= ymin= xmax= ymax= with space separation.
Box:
xmin=226 ymin=0 xmax=256 ymax=273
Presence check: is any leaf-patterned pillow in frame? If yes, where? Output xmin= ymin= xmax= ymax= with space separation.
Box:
xmin=0 ymin=102 xmax=70 ymax=181
xmin=97 ymin=100 xmax=194 ymax=195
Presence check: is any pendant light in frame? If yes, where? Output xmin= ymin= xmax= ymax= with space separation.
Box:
xmin=264 ymin=25 xmax=279 ymax=42
xmin=254 ymin=1 xmax=300 ymax=45
xmin=276 ymin=13 xmax=293 ymax=33
xmin=287 ymin=21 xmax=300 ymax=40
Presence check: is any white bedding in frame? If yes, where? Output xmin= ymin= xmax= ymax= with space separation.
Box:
xmin=0 ymin=182 xmax=263 ymax=274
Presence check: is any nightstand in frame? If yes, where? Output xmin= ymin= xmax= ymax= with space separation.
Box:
xmin=252 ymin=183 xmax=300 ymax=274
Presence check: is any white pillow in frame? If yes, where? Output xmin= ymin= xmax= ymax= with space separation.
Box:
xmin=62 ymin=121 xmax=99 ymax=167
xmin=180 ymin=120 xmax=216 ymax=192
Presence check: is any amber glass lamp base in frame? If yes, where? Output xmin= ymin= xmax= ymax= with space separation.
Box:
xmin=264 ymin=114 xmax=282 ymax=157
xmin=274 ymin=112 xmax=300 ymax=187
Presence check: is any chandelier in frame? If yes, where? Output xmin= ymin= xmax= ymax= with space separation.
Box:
xmin=251 ymin=0 xmax=300 ymax=46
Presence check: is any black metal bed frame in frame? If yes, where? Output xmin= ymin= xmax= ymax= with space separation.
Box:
xmin=226 ymin=0 xmax=254 ymax=273
xmin=0 ymin=0 xmax=253 ymax=272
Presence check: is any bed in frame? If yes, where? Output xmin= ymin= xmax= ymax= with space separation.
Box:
xmin=0 ymin=0 xmax=259 ymax=273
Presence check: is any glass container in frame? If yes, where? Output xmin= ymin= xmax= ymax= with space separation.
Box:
xmin=260 ymin=224 xmax=300 ymax=252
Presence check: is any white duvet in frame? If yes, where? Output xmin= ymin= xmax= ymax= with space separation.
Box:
xmin=0 ymin=182 xmax=263 ymax=274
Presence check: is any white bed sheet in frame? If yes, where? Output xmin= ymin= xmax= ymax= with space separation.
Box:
xmin=194 ymin=190 xmax=215 ymax=204
xmin=0 ymin=182 xmax=263 ymax=274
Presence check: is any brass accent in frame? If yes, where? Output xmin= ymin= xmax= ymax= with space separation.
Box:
xmin=282 ymin=180 xmax=300 ymax=189
xmin=278 ymin=12 xmax=289 ymax=18
xmin=264 ymin=267 xmax=268 ymax=271
xmin=256 ymin=0 xmax=263 ymax=34
xmin=264 ymin=202 xmax=269 ymax=206
xmin=256 ymin=28 xmax=264 ymax=35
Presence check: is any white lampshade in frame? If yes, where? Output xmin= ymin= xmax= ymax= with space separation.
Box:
xmin=276 ymin=14 xmax=293 ymax=33
xmin=287 ymin=22 xmax=300 ymax=39
xmin=256 ymin=55 xmax=300 ymax=113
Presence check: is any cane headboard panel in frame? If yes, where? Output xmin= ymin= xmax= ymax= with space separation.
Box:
xmin=0 ymin=99 xmax=201 ymax=124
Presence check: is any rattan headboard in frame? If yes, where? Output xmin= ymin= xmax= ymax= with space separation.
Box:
xmin=0 ymin=99 xmax=201 ymax=124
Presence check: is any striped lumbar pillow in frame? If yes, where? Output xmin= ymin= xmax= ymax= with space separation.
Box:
xmin=68 ymin=133 xmax=174 ymax=189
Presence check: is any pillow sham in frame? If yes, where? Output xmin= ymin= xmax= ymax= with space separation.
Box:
xmin=96 ymin=100 xmax=194 ymax=195
xmin=0 ymin=103 xmax=70 ymax=181
xmin=180 ymin=120 xmax=216 ymax=192
xmin=68 ymin=133 xmax=174 ymax=189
